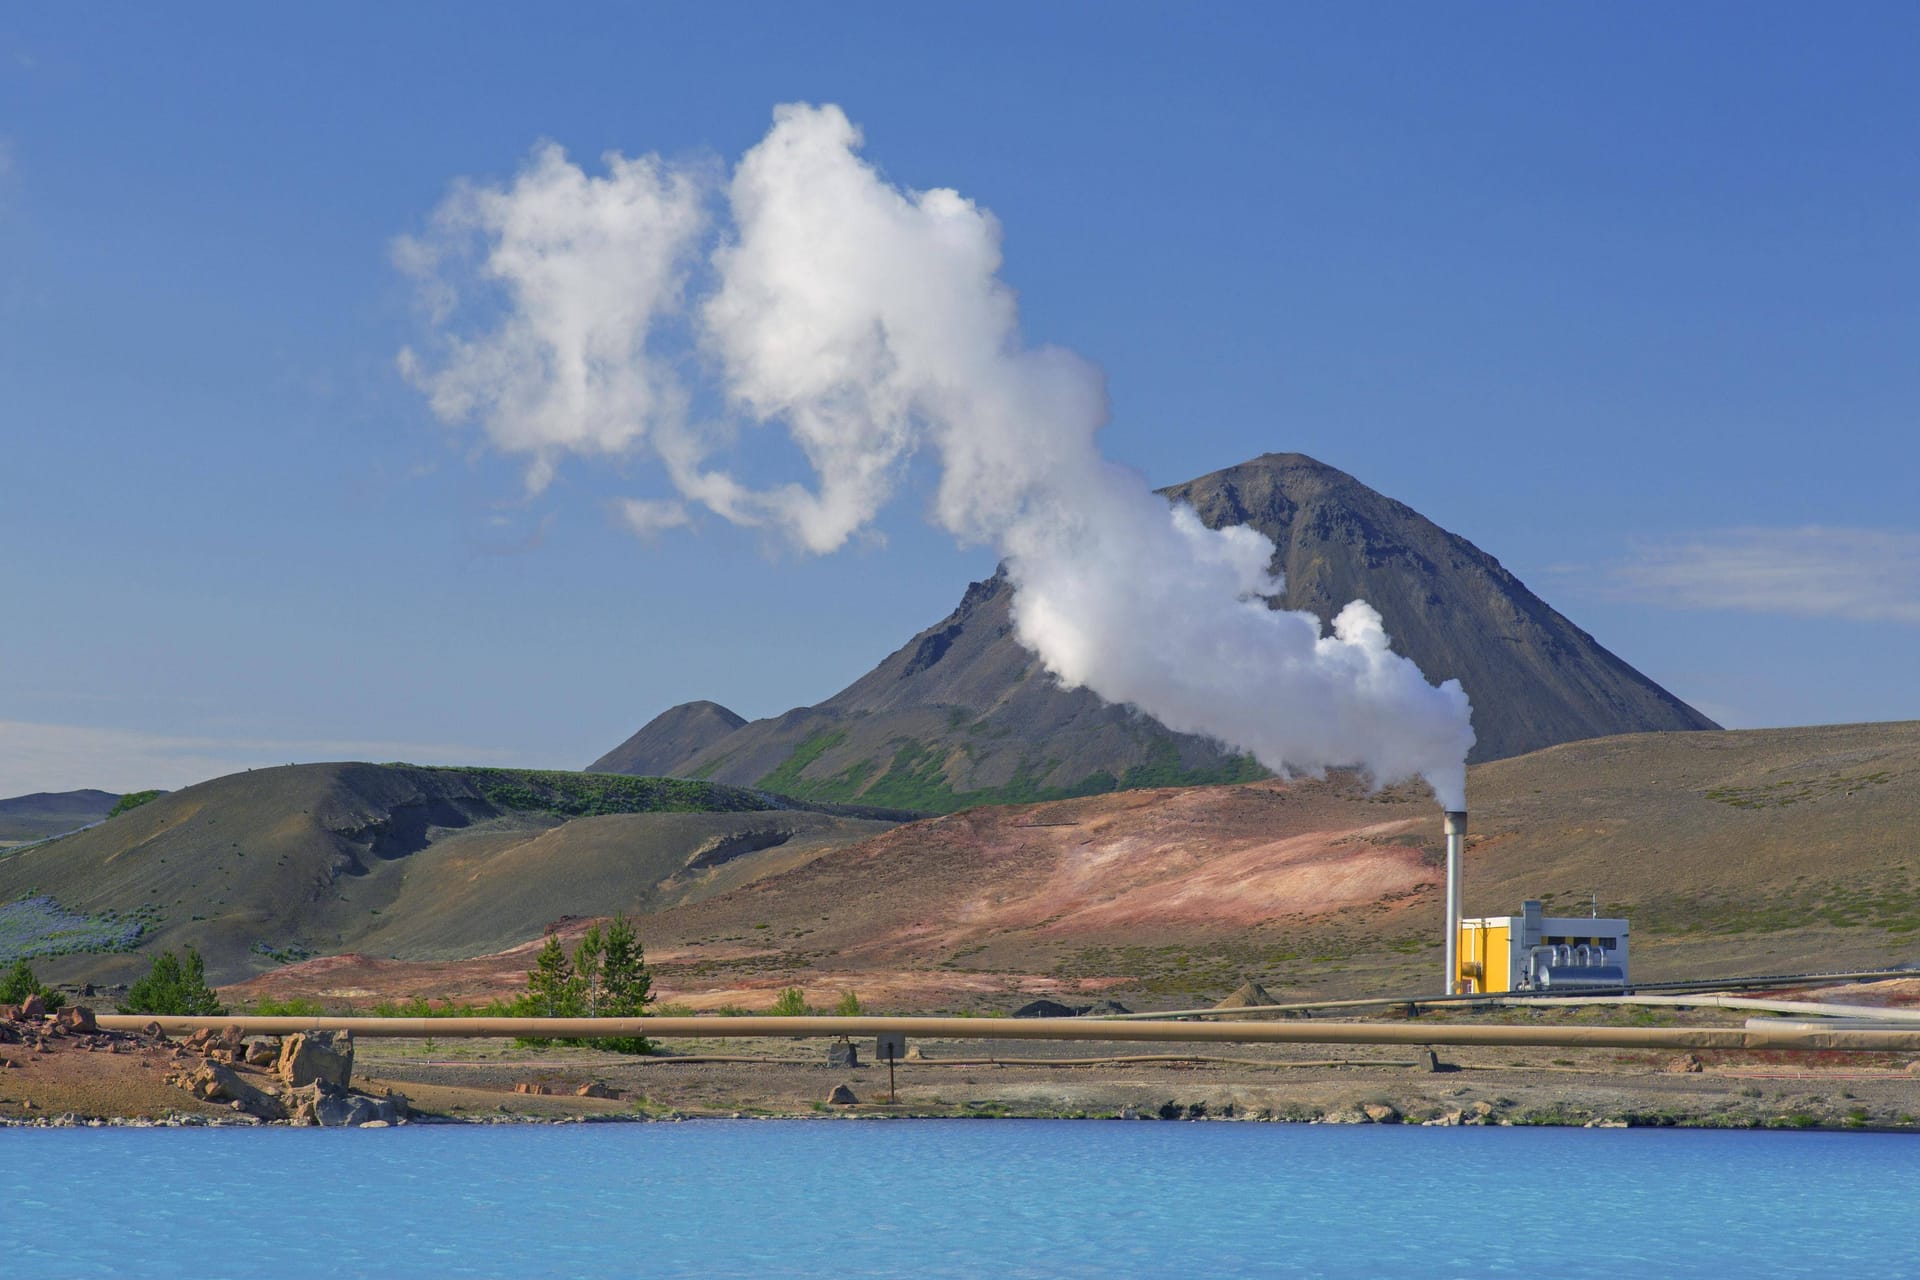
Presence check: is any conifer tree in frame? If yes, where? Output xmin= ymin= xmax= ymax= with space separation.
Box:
xmin=573 ymin=923 xmax=606 ymax=1016
xmin=525 ymin=933 xmax=582 ymax=1018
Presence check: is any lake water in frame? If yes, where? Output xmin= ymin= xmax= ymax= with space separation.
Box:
xmin=7 ymin=1120 xmax=1917 ymax=1278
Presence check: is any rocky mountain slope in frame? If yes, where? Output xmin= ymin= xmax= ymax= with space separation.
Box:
xmin=593 ymin=453 xmax=1716 ymax=809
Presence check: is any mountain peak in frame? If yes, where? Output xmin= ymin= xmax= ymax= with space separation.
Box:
xmin=592 ymin=451 xmax=1716 ymax=808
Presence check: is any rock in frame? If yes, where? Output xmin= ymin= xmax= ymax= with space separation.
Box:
xmin=179 ymin=1062 xmax=287 ymax=1121
xmin=283 ymin=1080 xmax=402 ymax=1127
xmin=575 ymin=1083 xmax=617 ymax=1099
xmin=1213 ymin=982 xmax=1280 ymax=1011
xmin=279 ymin=1030 xmax=353 ymax=1090
xmin=905 ymin=1045 xmax=926 ymax=1061
xmin=0 ymin=1004 xmax=18 ymax=1022
xmin=142 ymin=1022 xmax=167 ymax=1042
xmin=244 ymin=1037 xmax=281 ymax=1068
xmin=19 ymin=994 xmax=45 ymax=1020
xmin=826 ymin=1040 xmax=860 ymax=1068
xmin=1012 ymin=999 xmax=1081 ymax=1018
xmin=1363 ymin=1104 xmax=1401 ymax=1124
xmin=1083 ymin=1000 xmax=1133 ymax=1017
xmin=826 ymin=1083 xmax=859 ymax=1105
xmin=1412 ymin=1047 xmax=1446 ymax=1073
xmin=514 ymin=1082 xmax=553 ymax=1095
xmin=1323 ymin=1108 xmax=1370 ymax=1124
xmin=1667 ymin=1054 xmax=1705 ymax=1074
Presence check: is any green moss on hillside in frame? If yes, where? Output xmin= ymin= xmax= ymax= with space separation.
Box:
xmin=438 ymin=768 xmax=777 ymax=818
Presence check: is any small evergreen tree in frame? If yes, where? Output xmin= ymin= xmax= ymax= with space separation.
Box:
xmin=590 ymin=913 xmax=653 ymax=1054
xmin=573 ymin=923 xmax=606 ymax=1016
xmin=1 ymin=958 xmax=65 ymax=1011
xmin=524 ymin=932 xmax=583 ymax=1018
xmin=119 ymin=948 xmax=223 ymax=1016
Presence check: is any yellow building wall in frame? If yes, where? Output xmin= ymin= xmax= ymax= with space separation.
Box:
xmin=1457 ymin=923 xmax=1512 ymax=993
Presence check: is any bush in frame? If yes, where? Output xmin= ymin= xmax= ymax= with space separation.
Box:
xmin=834 ymin=990 xmax=863 ymax=1017
xmin=107 ymin=790 xmax=163 ymax=819
xmin=769 ymin=986 xmax=808 ymax=1016
xmin=0 ymin=958 xmax=64 ymax=1011
xmin=120 ymin=947 xmax=224 ymax=1016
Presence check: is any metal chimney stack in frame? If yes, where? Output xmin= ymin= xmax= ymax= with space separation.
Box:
xmin=1443 ymin=810 xmax=1467 ymax=994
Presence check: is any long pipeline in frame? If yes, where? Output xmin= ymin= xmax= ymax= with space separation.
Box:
xmin=92 ymin=1014 xmax=1920 ymax=1053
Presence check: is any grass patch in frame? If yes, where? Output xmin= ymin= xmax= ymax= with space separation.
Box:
xmin=751 ymin=724 xmax=1268 ymax=814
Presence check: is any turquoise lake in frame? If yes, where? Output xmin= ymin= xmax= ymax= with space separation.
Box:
xmin=7 ymin=1121 xmax=1917 ymax=1278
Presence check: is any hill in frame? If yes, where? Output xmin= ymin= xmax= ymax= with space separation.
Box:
xmin=595 ymin=453 xmax=1716 ymax=810
xmin=0 ymin=789 xmax=122 ymax=843
xmin=0 ymin=763 xmax=896 ymax=984
xmin=235 ymin=721 xmax=1919 ymax=1012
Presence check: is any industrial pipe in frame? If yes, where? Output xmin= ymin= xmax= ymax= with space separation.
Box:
xmin=92 ymin=1014 xmax=1920 ymax=1053
xmin=1443 ymin=810 xmax=1467 ymax=995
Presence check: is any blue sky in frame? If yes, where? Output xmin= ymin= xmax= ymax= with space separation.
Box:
xmin=1 ymin=3 xmax=1915 ymax=795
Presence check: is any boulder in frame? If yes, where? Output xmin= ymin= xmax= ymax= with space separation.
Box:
xmin=826 ymin=1040 xmax=860 ymax=1068
xmin=826 ymin=1083 xmax=859 ymax=1105
xmin=54 ymin=1006 xmax=97 ymax=1033
xmin=19 ymin=994 xmax=45 ymax=1020
xmin=1363 ymin=1104 xmax=1401 ymax=1124
xmin=285 ymin=1081 xmax=401 ymax=1127
xmin=1083 ymin=1000 xmax=1133 ymax=1017
xmin=575 ymin=1082 xmax=617 ymax=1099
xmin=1213 ymin=982 xmax=1280 ymax=1010
xmin=0 ymin=1004 xmax=18 ymax=1022
xmin=279 ymin=1030 xmax=353 ymax=1089
xmin=244 ymin=1037 xmax=281 ymax=1068
xmin=1012 ymin=999 xmax=1081 ymax=1019
xmin=514 ymin=1082 xmax=553 ymax=1095
xmin=180 ymin=1062 xmax=287 ymax=1121
xmin=1667 ymin=1054 xmax=1705 ymax=1074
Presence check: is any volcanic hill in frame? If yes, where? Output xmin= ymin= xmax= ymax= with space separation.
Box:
xmin=0 ymin=763 xmax=898 ymax=986
xmin=591 ymin=452 xmax=1716 ymax=810
xmin=236 ymin=720 xmax=1920 ymax=1013
xmin=0 ymin=788 xmax=122 ymax=843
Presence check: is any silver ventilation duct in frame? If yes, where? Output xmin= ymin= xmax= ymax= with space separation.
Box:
xmin=1443 ymin=810 xmax=1467 ymax=994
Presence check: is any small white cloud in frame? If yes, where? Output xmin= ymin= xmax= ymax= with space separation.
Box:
xmin=1607 ymin=527 xmax=1920 ymax=624
xmin=617 ymin=497 xmax=691 ymax=538
xmin=0 ymin=721 xmax=523 ymax=797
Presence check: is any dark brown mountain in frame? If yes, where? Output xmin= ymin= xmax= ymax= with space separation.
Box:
xmin=594 ymin=453 xmax=1717 ymax=810
xmin=590 ymin=700 xmax=746 ymax=776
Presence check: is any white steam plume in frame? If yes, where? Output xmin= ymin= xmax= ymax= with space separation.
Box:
xmin=399 ymin=104 xmax=1476 ymax=808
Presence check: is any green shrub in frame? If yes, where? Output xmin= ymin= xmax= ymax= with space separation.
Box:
xmin=834 ymin=990 xmax=864 ymax=1017
xmin=107 ymin=790 xmax=163 ymax=819
xmin=119 ymin=947 xmax=224 ymax=1016
xmin=0 ymin=958 xmax=64 ymax=1010
xmin=769 ymin=986 xmax=809 ymax=1016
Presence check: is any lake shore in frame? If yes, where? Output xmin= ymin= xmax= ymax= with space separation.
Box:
xmin=5 ymin=1004 xmax=1918 ymax=1132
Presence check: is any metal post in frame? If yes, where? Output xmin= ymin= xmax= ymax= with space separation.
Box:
xmin=1443 ymin=811 xmax=1467 ymax=995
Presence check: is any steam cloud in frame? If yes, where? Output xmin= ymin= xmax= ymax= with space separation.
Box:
xmin=398 ymin=104 xmax=1475 ymax=808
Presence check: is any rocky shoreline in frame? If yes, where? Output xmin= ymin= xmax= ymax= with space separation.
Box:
xmin=6 ymin=1001 xmax=1918 ymax=1133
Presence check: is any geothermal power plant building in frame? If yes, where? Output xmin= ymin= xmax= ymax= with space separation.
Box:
xmin=1456 ymin=899 xmax=1630 ymax=994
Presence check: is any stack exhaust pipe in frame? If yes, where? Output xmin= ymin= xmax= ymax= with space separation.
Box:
xmin=1443 ymin=810 xmax=1467 ymax=994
